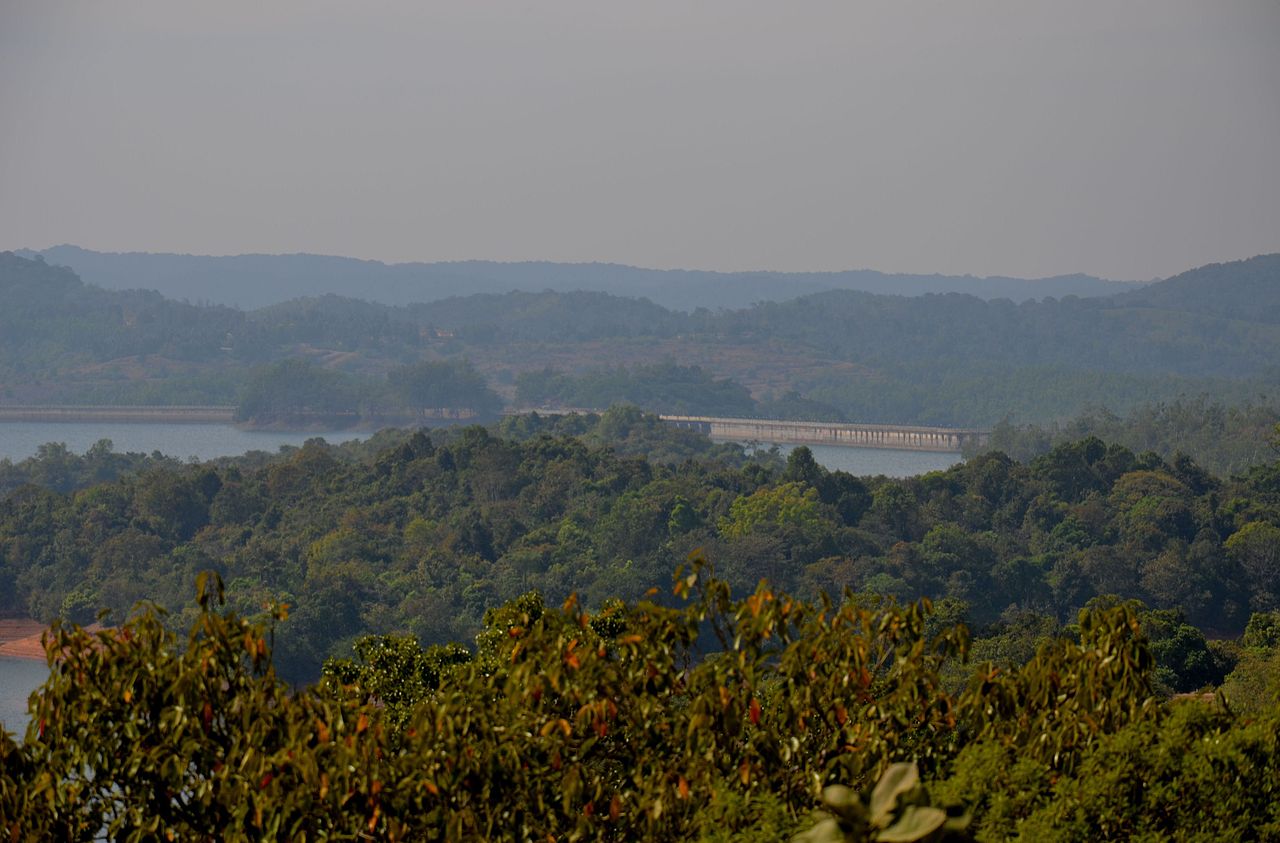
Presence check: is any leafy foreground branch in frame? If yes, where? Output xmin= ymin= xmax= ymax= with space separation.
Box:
xmin=2 ymin=561 xmax=1278 ymax=841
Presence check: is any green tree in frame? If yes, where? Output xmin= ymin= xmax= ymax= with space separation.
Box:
xmin=386 ymin=359 xmax=501 ymax=416
xmin=719 ymin=482 xmax=823 ymax=541
xmin=1226 ymin=521 xmax=1280 ymax=611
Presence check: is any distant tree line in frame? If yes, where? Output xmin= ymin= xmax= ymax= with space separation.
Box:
xmin=515 ymin=362 xmax=757 ymax=417
xmin=234 ymin=359 xmax=502 ymax=426
xmin=973 ymin=398 xmax=1280 ymax=477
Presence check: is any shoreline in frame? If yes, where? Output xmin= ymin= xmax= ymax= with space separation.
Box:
xmin=0 ymin=619 xmax=48 ymax=662
xmin=0 ymin=405 xmax=479 ymax=433
xmin=0 ymin=405 xmax=236 ymax=424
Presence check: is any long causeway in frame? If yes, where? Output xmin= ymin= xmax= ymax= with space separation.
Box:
xmin=660 ymin=415 xmax=987 ymax=452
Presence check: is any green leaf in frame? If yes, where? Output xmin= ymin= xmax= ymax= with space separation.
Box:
xmin=821 ymin=784 xmax=859 ymax=810
xmin=821 ymin=784 xmax=869 ymax=824
xmin=792 ymin=816 xmax=847 ymax=843
xmin=876 ymin=805 xmax=947 ymax=842
xmin=870 ymin=762 xmax=919 ymax=826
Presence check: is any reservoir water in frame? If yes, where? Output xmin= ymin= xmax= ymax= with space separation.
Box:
xmin=0 ymin=421 xmax=962 ymax=476
xmin=0 ymin=657 xmax=48 ymax=740
xmin=765 ymin=442 xmax=961 ymax=477
xmin=0 ymin=421 xmax=372 ymax=463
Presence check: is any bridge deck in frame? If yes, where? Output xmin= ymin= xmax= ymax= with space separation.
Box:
xmin=660 ymin=415 xmax=987 ymax=452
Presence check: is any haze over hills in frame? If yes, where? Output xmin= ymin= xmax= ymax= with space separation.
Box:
xmin=13 ymin=245 xmax=1145 ymax=311
xmin=1 ymin=249 xmax=1277 ymax=427
xmin=1109 ymin=253 xmax=1280 ymax=325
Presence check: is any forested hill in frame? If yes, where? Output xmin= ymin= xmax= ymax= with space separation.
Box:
xmin=15 ymin=244 xmax=1142 ymax=311
xmin=726 ymin=274 xmax=1280 ymax=378
xmin=3 ymin=251 xmax=1279 ymax=427
xmin=406 ymin=290 xmax=685 ymax=341
xmin=1109 ymin=253 xmax=1280 ymax=325
xmin=0 ymin=251 xmax=243 ymax=376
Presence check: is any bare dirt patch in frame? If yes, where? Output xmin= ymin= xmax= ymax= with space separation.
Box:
xmin=0 ymin=619 xmax=47 ymax=661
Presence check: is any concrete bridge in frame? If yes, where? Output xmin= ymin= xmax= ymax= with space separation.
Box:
xmin=660 ymin=415 xmax=988 ymax=452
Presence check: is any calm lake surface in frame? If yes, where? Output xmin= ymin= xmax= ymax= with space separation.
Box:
xmin=0 ymin=421 xmax=372 ymax=463
xmin=0 ymin=421 xmax=961 ymax=477
xmin=0 ymin=657 xmax=48 ymax=739
xmin=757 ymin=442 xmax=962 ymax=477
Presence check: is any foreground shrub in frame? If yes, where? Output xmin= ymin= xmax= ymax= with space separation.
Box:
xmin=939 ymin=701 xmax=1280 ymax=841
xmin=3 ymin=558 xmax=1272 ymax=840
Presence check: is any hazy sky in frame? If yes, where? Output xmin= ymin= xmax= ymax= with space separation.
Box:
xmin=2 ymin=2 xmax=1277 ymax=280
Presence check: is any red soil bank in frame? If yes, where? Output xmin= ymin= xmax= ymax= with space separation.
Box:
xmin=0 ymin=619 xmax=47 ymax=661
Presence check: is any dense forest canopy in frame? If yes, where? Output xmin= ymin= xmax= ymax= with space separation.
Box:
xmin=2 ymin=366 xmax=1279 ymax=837
xmin=3 ymin=411 xmax=1278 ymax=692
xmin=4 ymin=409 xmax=1279 ymax=838
xmin=3 ymin=480 xmax=1279 ymax=839
xmin=973 ymin=398 xmax=1280 ymax=477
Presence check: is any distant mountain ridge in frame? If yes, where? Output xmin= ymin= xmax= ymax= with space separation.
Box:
xmin=2 ymin=249 xmax=1278 ymax=424
xmin=1109 ymin=253 xmax=1280 ymax=325
xmin=13 ymin=245 xmax=1144 ymax=311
